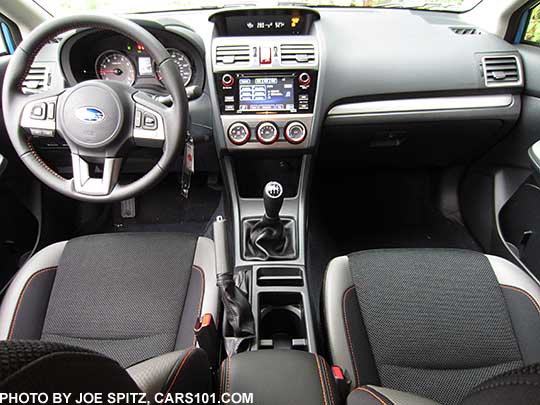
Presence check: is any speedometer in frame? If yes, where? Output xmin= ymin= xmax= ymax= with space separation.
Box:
xmin=95 ymin=51 xmax=136 ymax=86
xmin=165 ymin=48 xmax=193 ymax=86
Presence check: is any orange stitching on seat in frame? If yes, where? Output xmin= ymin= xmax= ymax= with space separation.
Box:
xmin=343 ymin=286 xmax=361 ymax=386
xmin=320 ymin=355 xmax=335 ymax=405
xmin=501 ymin=285 xmax=540 ymax=316
xmin=226 ymin=356 xmax=231 ymax=394
xmin=314 ymin=353 xmax=329 ymax=405
xmin=191 ymin=265 xmax=205 ymax=346
xmin=219 ymin=358 xmax=226 ymax=396
xmin=8 ymin=266 xmax=57 ymax=340
xmin=163 ymin=347 xmax=196 ymax=396
xmin=352 ymin=387 xmax=389 ymax=405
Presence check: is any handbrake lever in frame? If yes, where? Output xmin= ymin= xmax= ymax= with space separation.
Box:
xmin=213 ymin=216 xmax=255 ymax=356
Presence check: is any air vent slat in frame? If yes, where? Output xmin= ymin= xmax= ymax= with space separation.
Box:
xmin=215 ymin=45 xmax=250 ymax=65
xmin=450 ymin=27 xmax=481 ymax=35
xmin=482 ymin=55 xmax=522 ymax=87
xmin=21 ymin=64 xmax=50 ymax=94
xmin=280 ymin=43 xmax=316 ymax=65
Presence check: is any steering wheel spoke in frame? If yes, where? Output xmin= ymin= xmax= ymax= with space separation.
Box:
xmin=132 ymin=93 xmax=167 ymax=148
xmin=71 ymin=154 xmax=122 ymax=196
xmin=20 ymin=91 xmax=61 ymax=139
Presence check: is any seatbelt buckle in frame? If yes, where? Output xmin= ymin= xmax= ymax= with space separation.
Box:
xmin=332 ymin=365 xmax=351 ymax=401
xmin=194 ymin=313 xmax=219 ymax=370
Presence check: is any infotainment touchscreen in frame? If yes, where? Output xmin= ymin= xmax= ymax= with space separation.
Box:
xmin=238 ymin=77 xmax=295 ymax=112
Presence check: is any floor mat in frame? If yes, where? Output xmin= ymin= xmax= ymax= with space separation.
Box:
xmin=110 ymin=175 xmax=222 ymax=236
xmin=307 ymin=169 xmax=482 ymax=355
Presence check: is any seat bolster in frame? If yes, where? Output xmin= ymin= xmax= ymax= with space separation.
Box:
xmin=0 ymin=241 xmax=67 ymax=340
xmin=126 ymin=347 xmax=211 ymax=397
xmin=348 ymin=386 xmax=441 ymax=405
xmin=176 ymin=237 xmax=220 ymax=349
xmin=323 ymin=255 xmax=379 ymax=388
xmin=323 ymin=256 xmax=357 ymax=384
xmin=486 ymin=255 xmax=540 ymax=364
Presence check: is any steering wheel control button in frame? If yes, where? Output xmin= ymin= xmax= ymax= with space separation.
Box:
xmin=143 ymin=113 xmax=158 ymax=130
xmin=30 ymin=103 xmax=47 ymax=120
xmin=47 ymin=102 xmax=56 ymax=120
xmin=135 ymin=110 xmax=143 ymax=128
xmin=133 ymin=103 xmax=165 ymax=147
xmin=221 ymin=73 xmax=235 ymax=88
xmin=256 ymin=122 xmax=279 ymax=145
xmin=21 ymin=96 xmax=58 ymax=137
xmin=285 ymin=121 xmax=307 ymax=144
xmin=228 ymin=122 xmax=251 ymax=145
xmin=298 ymin=72 xmax=312 ymax=87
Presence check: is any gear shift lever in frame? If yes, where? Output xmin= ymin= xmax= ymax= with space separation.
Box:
xmin=263 ymin=181 xmax=284 ymax=220
xmin=244 ymin=181 xmax=295 ymax=260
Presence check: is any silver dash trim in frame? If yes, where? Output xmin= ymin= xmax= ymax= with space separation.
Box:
xmin=327 ymin=95 xmax=514 ymax=117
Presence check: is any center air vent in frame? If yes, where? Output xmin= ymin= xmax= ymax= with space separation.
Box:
xmin=280 ymin=43 xmax=316 ymax=65
xmin=482 ymin=55 xmax=523 ymax=87
xmin=21 ymin=64 xmax=51 ymax=94
xmin=215 ymin=45 xmax=250 ymax=65
xmin=450 ymin=27 xmax=481 ymax=35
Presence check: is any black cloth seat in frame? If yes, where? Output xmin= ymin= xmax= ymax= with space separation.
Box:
xmin=0 ymin=233 xmax=219 ymax=369
xmin=0 ymin=340 xmax=212 ymax=396
xmin=323 ymin=249 xmax=540 ymax=405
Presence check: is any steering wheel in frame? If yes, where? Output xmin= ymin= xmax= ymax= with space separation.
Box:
xmin=2 ymin=14 xmax=188 ymax=202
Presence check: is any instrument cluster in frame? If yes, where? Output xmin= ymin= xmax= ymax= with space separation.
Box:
xmin=61 ymin=27 xmax=205 ymax=96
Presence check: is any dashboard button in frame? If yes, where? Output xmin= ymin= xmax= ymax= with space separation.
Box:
xmin=228 ymin=122 xmax=251 ymax=145
xmin=256 ymin=122 xmax=279 ymax=145
xmin=285 ymin=121 xmax=307 ymax=144
xmin=222 ymin=73 xmax=235 ymax=87
xmin=298 ymin=72 xmax=311 ymax=87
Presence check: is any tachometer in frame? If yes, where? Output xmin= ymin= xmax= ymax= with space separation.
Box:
xmin=96 ymin=51 xmax=136 ymax=86
xmin=162 ymin=48 xmax=193 ymax=86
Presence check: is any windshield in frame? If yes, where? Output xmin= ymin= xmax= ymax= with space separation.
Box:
xmin=33 ymin=0 xmax=483 ymax=15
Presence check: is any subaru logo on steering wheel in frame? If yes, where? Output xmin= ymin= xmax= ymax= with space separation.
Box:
xmin=75 ymin=106 xmax=105 ymax=123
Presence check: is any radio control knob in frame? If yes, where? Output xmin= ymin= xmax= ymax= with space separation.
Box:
xmin=285 ymin=121 xmax=307 ymax=144
xmin=228 ymin=122 xmax=250 ymax=145
xmin=222 ymin=73 xmax=235 ymax=87
xmin=256 ymin=122 xmax=279 ymax=145
xmin=298 ymin=72 xmax=311 ymax=86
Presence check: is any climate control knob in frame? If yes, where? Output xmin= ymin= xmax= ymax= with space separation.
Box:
xmin=298 ymin=72 xmax=311 ymax=87
xmin=228 ymin=122 xmax=250 ymax=145
xmin=222 ymin=73 xmax=235 ymax=87
xmin=256 ymin=121 xmax=279 ymax=145
xmin=284 ymin=121 xmax=307 ymax=144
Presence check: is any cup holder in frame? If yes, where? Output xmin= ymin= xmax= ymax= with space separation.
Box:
xmin=258 ymin=292 xmax=307 ymax=350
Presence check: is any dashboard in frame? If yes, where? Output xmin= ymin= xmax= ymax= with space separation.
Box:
xmin=21 ymin=6 xmax=526 ymax=169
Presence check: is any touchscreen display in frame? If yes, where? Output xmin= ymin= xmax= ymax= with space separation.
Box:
xmin=238 ymin=77 xmax=295 ymax=112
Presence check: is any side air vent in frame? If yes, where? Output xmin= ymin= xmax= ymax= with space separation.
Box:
xmin=450 ymin=27 xmax=481 ymax=35
xmin=21 ymin=64 xmax=51 ymax=94
xmin=482 ymin=55 xmax=523 ymax=87
xmin=215 ymin=45 xmax=250 ymax=65
xmin=280 ymin=43 xmax=316 ymax=65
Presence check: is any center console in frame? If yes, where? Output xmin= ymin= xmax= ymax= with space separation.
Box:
xmin=208 ymin=8 xmax=321 ymax=357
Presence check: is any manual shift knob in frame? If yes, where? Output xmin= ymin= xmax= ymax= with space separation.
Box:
xmin=263 ymin=181 xmax=284 ymax=220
